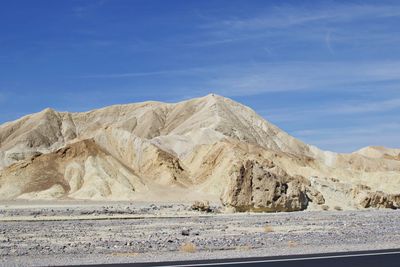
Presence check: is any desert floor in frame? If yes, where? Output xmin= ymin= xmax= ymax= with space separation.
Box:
xmin=1 ymin=201 xmax=399 ymax=266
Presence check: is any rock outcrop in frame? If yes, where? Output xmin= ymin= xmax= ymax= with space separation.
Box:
xmin=221 ymin=160 xmax=324 ymax=212
xmin=352 ymin=185 xmax=400 ymax=209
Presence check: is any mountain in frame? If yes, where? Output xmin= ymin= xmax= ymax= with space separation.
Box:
xmin=0 ymin=94 xmax=399 ymax=211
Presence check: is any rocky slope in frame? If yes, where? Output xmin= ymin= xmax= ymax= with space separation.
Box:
xmin=0 ymin=94 xmax=399 ymax=211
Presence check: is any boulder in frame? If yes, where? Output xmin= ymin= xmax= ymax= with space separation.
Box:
xmin=191 ymin=200 xmax=211 ymax=212
xmin=221 ymin=160 xmax=318 ymax=212
xmin=306 ymin=186 xmax=325 ymax=205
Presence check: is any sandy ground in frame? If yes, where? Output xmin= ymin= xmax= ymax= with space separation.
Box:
xmin=1 ymin=201 xmax=400 ymax=266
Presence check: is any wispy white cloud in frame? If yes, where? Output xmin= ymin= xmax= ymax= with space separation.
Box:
xmin=292 ymin=123 xmax=400 ymax=152
xmin=206 ymin=61 xmax=400 ymax=96
xmin=191 ymin=3 xmax=400 ymax=50
xmin=330 ymin=98 xmax=400 ymax=114
xmin=81 ymin=67 xmax=207 ymax=78
xmin=294 ymin=122 xmax=400 ymax=137
xmin=82 ymin=70 xmax=183 ymax=78
xmin=207 ymin=3 xmax=400 ymax=31
xmin=260 ymin=96 xmax=400 ymax=152
xmin=73 ymin=0 xmax=108 ymax=18
xmin=183 ymin=32 xmax=269 ymax=47
xmin=263 ymin=97 xmax=400 ymax=123
xmin=325 ymin=31 xmax=334 ymax=54
xmin=82 ymin=60 xmax=400 ymax=96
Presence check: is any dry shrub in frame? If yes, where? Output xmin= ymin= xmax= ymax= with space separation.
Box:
xmin=334 ymin=206 xmax=343 ymax=211
xmin=180 ymin=242 xmax=196 ymax=253
xmin=111 ymin=252 xmax=139 ymax=257
xmin=288 ymin=240 xmax=298 ymax=248
xmin=236 ymin=245 xmax=252 ymax=251
xmin=321 ymin=205 xmax=329 ymax=211
xmin=264 ymin=225 xmax=274 ymax=233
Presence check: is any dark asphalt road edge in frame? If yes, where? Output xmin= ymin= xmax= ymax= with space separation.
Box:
xmin=71 ymin=248 xmax=400 ymax=267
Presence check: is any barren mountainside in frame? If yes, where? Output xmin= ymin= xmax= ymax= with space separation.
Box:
xmin=0 ymin=94 xmax=399 ymax=211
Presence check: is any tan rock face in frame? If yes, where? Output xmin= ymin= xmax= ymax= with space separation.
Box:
xmin=359 ymin=192 xmax=397 ymax=209
xmin=352 ymin=185 xmax=400 ymax=209
xmin=221 ymin=160 xmax=320 ymax=212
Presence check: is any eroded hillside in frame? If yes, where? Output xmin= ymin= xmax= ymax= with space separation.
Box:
xmin=0 ymin=94 xmax=399 ymax=211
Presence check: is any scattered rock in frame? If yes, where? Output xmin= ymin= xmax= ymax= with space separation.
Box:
xmin=191 ymin=201 xmax=211 ymax=212
xmin=181 ymin=228 xmax=190 ymax=236
xmin=192 ymin=230 xmax=200 ymax=236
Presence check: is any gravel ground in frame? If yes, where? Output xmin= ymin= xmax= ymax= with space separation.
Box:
xmin=0 ymin=202 xmax=399 ymax=266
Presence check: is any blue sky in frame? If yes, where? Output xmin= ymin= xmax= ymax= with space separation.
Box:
xmin=1 ymin=0 xmax=399 ymax=152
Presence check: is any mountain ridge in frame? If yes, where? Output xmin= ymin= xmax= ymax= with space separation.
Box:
xmin=0 ymin=94 xmax=399 ymax=211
